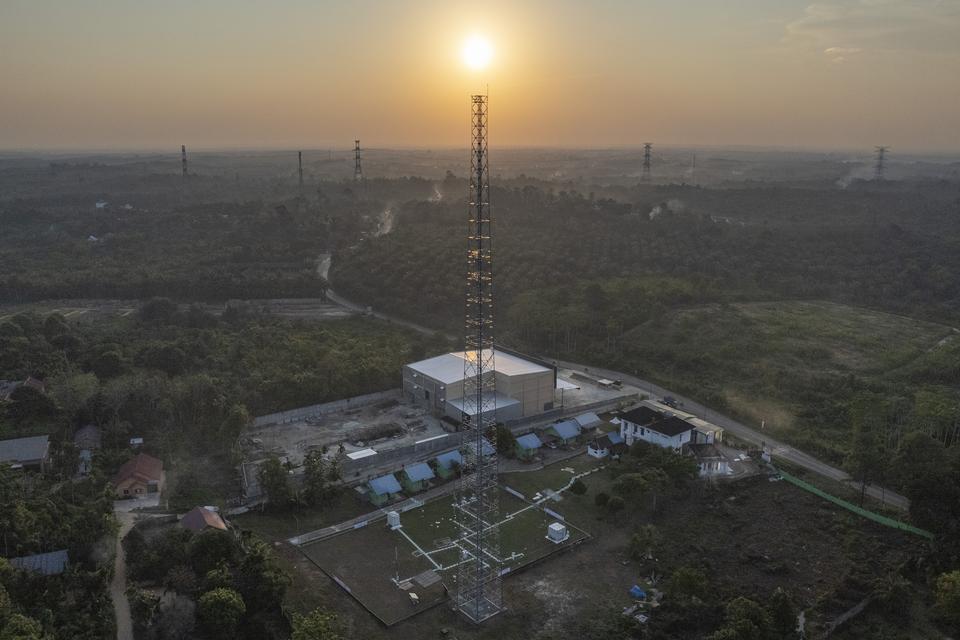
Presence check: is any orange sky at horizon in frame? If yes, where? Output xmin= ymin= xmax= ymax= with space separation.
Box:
xmin=1 ymin=0 xmax=958 ymax=152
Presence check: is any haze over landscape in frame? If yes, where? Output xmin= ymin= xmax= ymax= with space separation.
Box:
xmin=2 ymin=2 xmax=960 ymax=640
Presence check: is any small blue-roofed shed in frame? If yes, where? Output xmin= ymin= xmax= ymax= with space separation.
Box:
xmin=629 ymin=585 xmax=647 ymax=599
xmin=515 ymin=433 xmax=543 ymax=460
xmin=367 ymin=473 xmax=402 ymax=506
xmin=10 ymin=549 xmax=69 ymax=576
xmin=546 ymin=419 xmax=582 ymax=444
xmin=400 ymin=462 xmax=435 ymax=493
xmin=434 ymin=450 xmax=463 ymax=479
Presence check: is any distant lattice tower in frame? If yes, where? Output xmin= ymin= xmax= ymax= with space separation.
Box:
xmin=181 ymin=145 xmax=187 ymax=177
xmin=874 ymin=146 xmax=889 ymax=181
xmin=642 ymin=142 xmax=653 ymax=181
xmin=354 ymin=140 xmax=363 ymax=181
xmin=298 ymin=150 xmax=304 ymax=189
xmin=454 ymin=93 xmax=503 ymax=624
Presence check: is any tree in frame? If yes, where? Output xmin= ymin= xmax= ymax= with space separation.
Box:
xmin=138 ymin=298 xmax=179 ymax=325
xmin=0 ymin=613 xmax=44 ymax=640
xmin=570 ymin=478 xmax=587 ymax=495
xmin=766 ymin=587 xmax=796 ymax=637
xmin=606 ymin=496 xmax=625 ymax=514
xmin=708 ymin=597 xmax=775 ymax=640
xmin=235 ymin=541 xmax=289 ymax=613
xmin=845 ymin=394 xmax=887 ymax=506
xmin=291 ymin=608 xmax=345 ymax=640
xmin=257 ymin=457 xmax=293 ymax=509
xmin=667 ymin=567 xmax=708 ymax=602
xmin=188 ymin=530 xmax=239 ymax=576
xmin=493 ymin=425 xmax=517 ymax=457
xmin=302 ymin=450 xmax=337 ymax=507
xmin=197 ymin=588 xmax=245 ymax=639
xmin=935 ymin=570 xmax=960 ymax=630
xmin=219 ymin=404 xmax=250 ymax=448
xmin=628 ymin=525 xmax=659 ymax=561
xmin=594 ymin=492 xmax=610 ymax=507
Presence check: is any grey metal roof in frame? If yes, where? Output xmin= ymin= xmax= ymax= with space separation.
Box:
xmin=403 ymin=462 xmax=435 ymax=482
xmin=435 ymin=450 xmax=463 ymax=469
xmin=0 ymin=435 xmax=50 ymax=464
xmin=445 ymin=392 xmax=519 ymax=417
xmin=407 ymin=350 xmax=550 ymax=384
xmin=549 ymin=420 xmax=581 ymax=440
xmin=573 ymin=412 xmax=603 ymax=429
xmin=516 ymin=433 xmax=543 ymax=450
xmin=9 ymin=549 xmax=69 ymax=575
xmin=368 ymin=473 xmax=402 ymax=495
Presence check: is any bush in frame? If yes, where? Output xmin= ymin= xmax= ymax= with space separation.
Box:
xmin=595 ymin=491 xmax=610 ymax=507
xmin=570 ymin=478 xmax=587 ymax=495
xmin=606 ymin=496 xmax=625 ymax=513
xmin=197 ymin=588 xmax=245 ymax=640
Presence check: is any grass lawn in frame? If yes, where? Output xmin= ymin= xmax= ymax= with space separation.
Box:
xmin=233 ymin=488 xmax=371 ymax=542
xmin=500 ymin=453 xmax=605 ymax=499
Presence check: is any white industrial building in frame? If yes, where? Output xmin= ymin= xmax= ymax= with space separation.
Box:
xmin=402 ymin=349 xmax=556 ymax=422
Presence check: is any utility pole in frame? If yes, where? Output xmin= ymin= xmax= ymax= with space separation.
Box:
xmin=298 ymin=151 xmax=304 ymax=191
xmin=455 ymin=93 xmax=503 ymax=624
xmin=181 ymin=145 xmax=187 ymax=178
xmin=642 ymin=143 xmax=653 ymax=181
xmin=874 ymin=146 xmax=889 ymax=181
xmin=354 ymin=140 xmax=363 ymax=181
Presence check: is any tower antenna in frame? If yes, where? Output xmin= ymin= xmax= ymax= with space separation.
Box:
xmin=642 ymin=143 xmax=653 ymax=182
xmin=298 ymin=151 xmax=304 ymax=190
xmin=455 ymin=93 xmax=503 ymax=623
xmin=181 ymin=145 xmax=187 ymax=178
xmin=354 ymin=140 xmax=363 ymax=182
xmin=874 ymin=146 xmax=889 ymax=181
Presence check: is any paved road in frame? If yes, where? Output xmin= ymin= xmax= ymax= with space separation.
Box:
xmin=552 ymin=359 xmax=910 ymax=512
xmin=321 ymin=257 xmax=910 ymax=511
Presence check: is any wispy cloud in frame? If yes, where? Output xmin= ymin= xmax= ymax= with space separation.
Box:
xmin=785 ymin=0 xmax=960 ymax=57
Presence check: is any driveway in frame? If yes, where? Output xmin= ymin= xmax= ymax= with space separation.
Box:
xmin=111 ymin=496 xmax=160 ymax=640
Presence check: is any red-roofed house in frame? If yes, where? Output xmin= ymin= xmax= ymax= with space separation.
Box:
xmin=180 ymin=506 xmax=228 ymax=532
xmin=112 ymin=453 xmax=165 ymax=498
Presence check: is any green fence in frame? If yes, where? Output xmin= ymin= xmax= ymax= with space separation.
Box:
xmin=774 ymin=467 xmax=934 ymax=541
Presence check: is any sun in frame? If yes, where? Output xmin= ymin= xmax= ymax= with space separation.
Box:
xmin=462 ymin=35 xmax=493 ymax=71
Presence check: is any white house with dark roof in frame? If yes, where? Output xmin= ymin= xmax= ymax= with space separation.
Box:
xmin=619 ymin=408 xmax=695 ymax=452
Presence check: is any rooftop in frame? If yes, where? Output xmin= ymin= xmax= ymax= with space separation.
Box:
xmin=10 ymin=549 xmax=69 ymax=576
xmin=434 ymin=449 xmax=463 ymax=469
xmin=0 ymin=435 xmax=50 ymax=464
xmin=621 ymin=405 xmax=665 ymax=427
xmin=369 ymin=473 xmax=402 ymax=496
xmin=647 ymin=416 xmax=695 ymax=437
xmin=112 ymin=453 xmax=163 ymax=487
xmin=180 ymin=506 xmax=228 ymax=532
xmin=686 ymin=443 xmax=724 ymax=460
xmin=573 ymin=412 xmax=603 ymax=429
xmin=445 ymin=392 xmax=519 ymax=418
xmin=407 ymin=349 xmax=551 ymax=385
xmin=403 ymin=462 xmax=436 ymax=482
xmin=516 ymin=433 xmax=543 ymax=450
xmin=549 ymin=419 xmax=581 ymax=440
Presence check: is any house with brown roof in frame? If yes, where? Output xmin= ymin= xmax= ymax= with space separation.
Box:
xmin=180 ymin=506 xmax=228 ymax=532
xmin=112 ymin=453 xmax=165 ymax=498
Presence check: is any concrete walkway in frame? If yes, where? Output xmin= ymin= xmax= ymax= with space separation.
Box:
xmin=111 ymin=510 xmax=135 ymax=640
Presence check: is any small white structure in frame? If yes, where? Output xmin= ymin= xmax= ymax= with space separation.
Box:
xmin=546 ymin=521 xmax=569 ymax=544
xmin=387 ymin=510 xmax=401 ymax=530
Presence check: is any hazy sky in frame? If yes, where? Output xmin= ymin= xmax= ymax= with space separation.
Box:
xmin=1 ymin=0 xmax=958 ymax=152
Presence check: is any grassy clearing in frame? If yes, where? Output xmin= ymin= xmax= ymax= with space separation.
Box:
xmin=501 ymin=454 xmax=605 ymax=499
xmin=233 ymin=489 xmax=371 ymax=542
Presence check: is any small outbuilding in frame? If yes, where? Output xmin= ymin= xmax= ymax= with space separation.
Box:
xmin=684 ymin=443 xmax=730 ymax=477
xmin=10 ymin=550 xmax=69 ymax=576
xmin=368 ymin=473 xmax=403 ymax=506
xmin=573 ymin=412 xmax=604 ymax=430
xmin=545 ymin=419 xmax=581 ymax=445
xmin=180 ymin=506 xmax=228 ymax=532
xmin=400 ymin=463 xmax=435 ymax=493
xmin=434 ymin=450 xmax=464 ymax=479
xmin=515 ymin=433 xmax=543 ymax=460
xmin=0 ymin=435 xmax=51 ymax=471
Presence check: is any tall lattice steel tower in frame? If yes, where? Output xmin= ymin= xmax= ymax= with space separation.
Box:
xmin=642 ymin=142 xmax=652 ymax=181
xmin=455 ymin=93 xmax=503 ymax=624
xmin=181 ymin=145 xmax=187 ymax=177
xmin=298 ymin=151 xmax=304 ymax=189
xmin=875 ymin=146 xmax=889 ymax=181
xmin=354 ymin=140 xmax=363 ymax=181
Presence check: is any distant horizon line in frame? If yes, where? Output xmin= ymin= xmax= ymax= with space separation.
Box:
xmin=1 ymin=143 xmax=958 ymax=159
